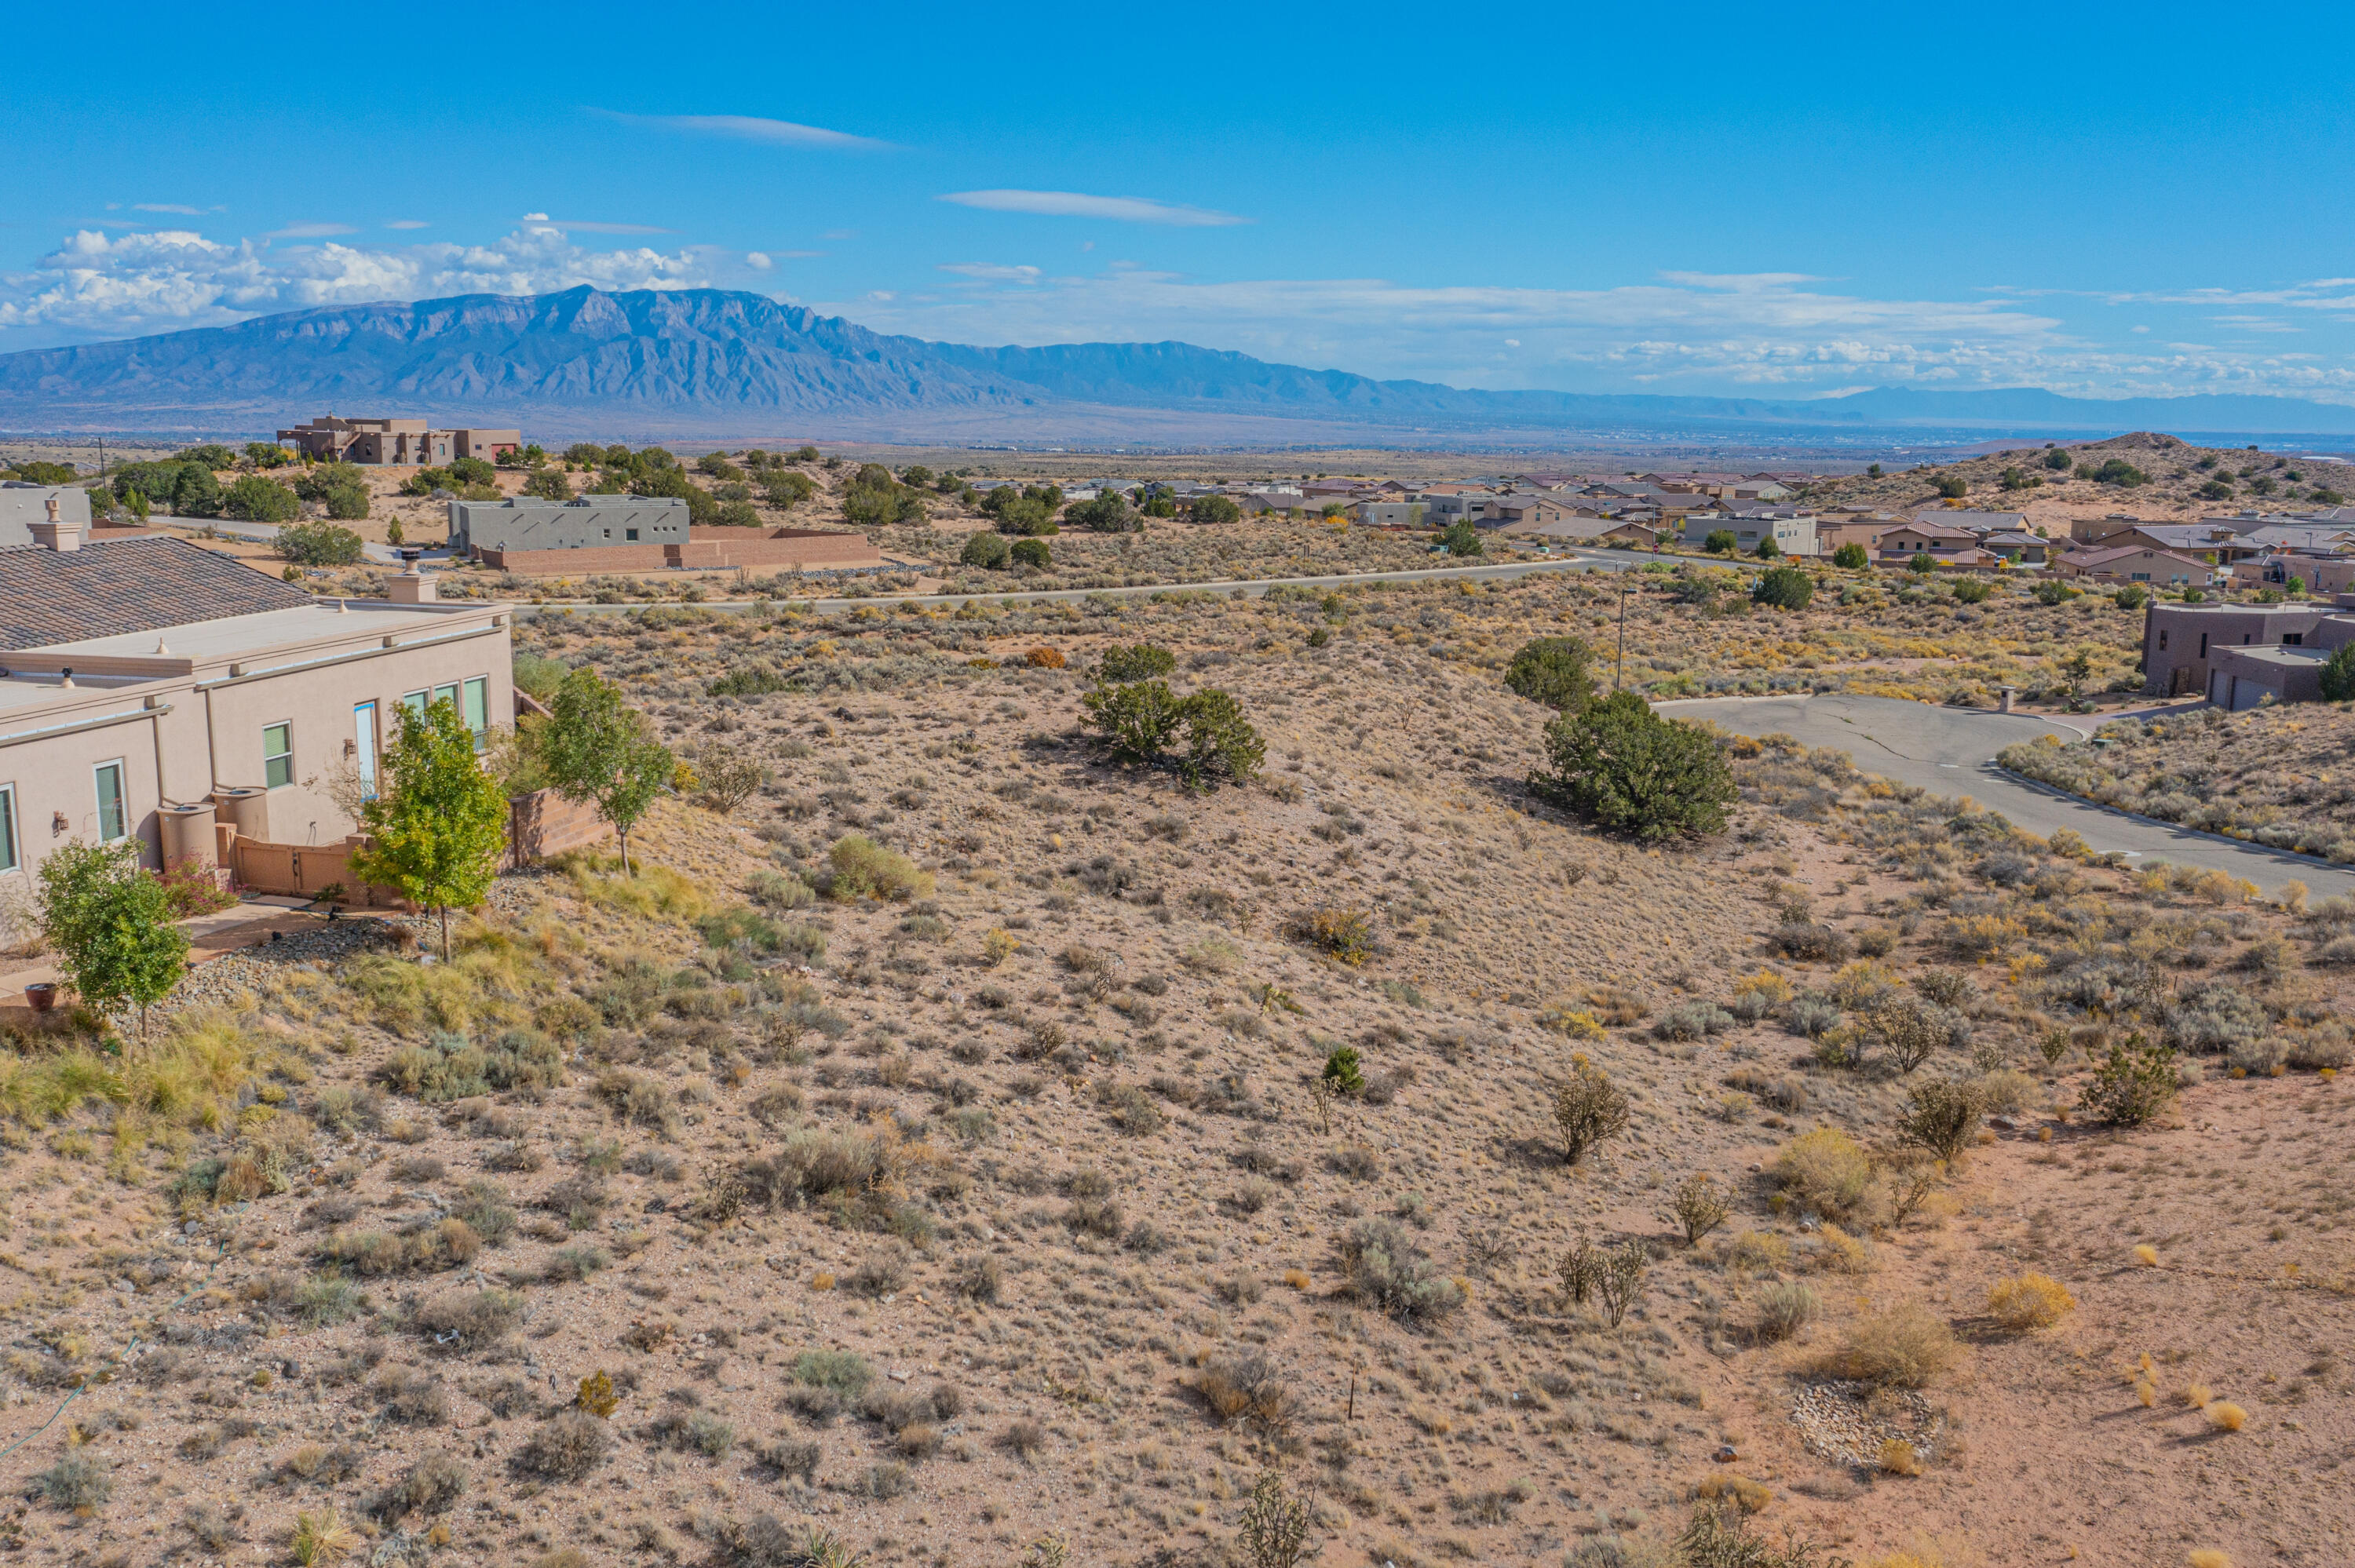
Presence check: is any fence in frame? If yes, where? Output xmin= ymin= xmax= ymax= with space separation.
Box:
xmin=222 ymin=789 xmax=610 ymax=900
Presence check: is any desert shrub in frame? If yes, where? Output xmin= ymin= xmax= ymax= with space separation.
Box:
xmin=35 ymin=1451 xmax=111 ymax=1511
xmin=1772 ymin=1129 xmax=1873 ymax=1220
xmin=516 ymin=1410 xmax=609 ymax=1479
xmin=755 ymin=1438 xmax=823 ymax=1484
xmin=1652 ymin=1001 xmax=1733 ymax=1041
xmin=1785 ymin=997 xmax=1842 ymax=1039
xmin=1192 ymin=1349 xmax=1292 ymax=1433
xmin=1820 ymin=1301 xmax=1962 ymax=1387
xmin=1335 ymin=1219 xmax=1465 ymax=1325
xmin=821 ymin=835 xmax=933 ymax=902
xmin=370 ymin=1452 xmax=468 ymax=1520
xmin=376 ymin=1029 xmax=564 ymax=1101
xmin=1755 ymin=1282 xmax=1819 ymax=1343
xmin=950 ymin=1253 xmax=1002 ymax=1304
xmin=276 ymin=520 xmax=365 ymax=565
xmin=1987 ymin=1272 xmax=2075 ymax=1332
xmin=2078 ymin=1034 xmax=2178 ymax=1125
xmin=1897 ymin=1078 xmax=1982 ymax=1164
xmin=736 ymin=1129 xmax=883 ymax=1210
xmin=1771 ymin=922 xmax=1853 ymax=963
xmin=1010 ymin=538 xmax=1051 ymax=568
xmin=1292 ymin=906 xmax=1374 ymax=965
xmin=411 ymin=1289 xmax=523 ymax=1349
xmin=1529 ymin=692 xmax=1736 ymax=841
xmin=1866 ymin=999 xmax=1952 ymax=1074
xmin=1550 ymin=1059 xmax=1630 ymax=1165
xmin=1670 ymin=1174 xmax=1731 ymax=1245
xmin=2167 ymin=983 xmax=2267 ymax=1056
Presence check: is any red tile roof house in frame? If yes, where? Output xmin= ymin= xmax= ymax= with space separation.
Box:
xmin=0 ymin=520 xmax=517 ymax=926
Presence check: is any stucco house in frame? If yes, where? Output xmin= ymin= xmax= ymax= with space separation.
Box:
xmin=0 ymin=516 xmax=513 ymax=902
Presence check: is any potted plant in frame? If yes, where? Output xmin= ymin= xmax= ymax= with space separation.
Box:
xmin=23 ymin=981 xmax=57 ymax=1013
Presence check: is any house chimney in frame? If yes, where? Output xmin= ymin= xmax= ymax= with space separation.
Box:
xmin=386 ymin=569 xmax=438 ymax=604
xmin=29 ymin=494 xmax=81 ymax=552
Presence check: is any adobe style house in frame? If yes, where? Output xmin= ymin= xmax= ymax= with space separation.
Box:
xmin=279 ymin=416 xmax=522 ymax=466
xmin=447 ymin=497 xmax=885 ymax=576
xmin=2141 ymin=599 xmax=2355 ymax=706
xmin=0 ymin=516 xmax=513 ymax=900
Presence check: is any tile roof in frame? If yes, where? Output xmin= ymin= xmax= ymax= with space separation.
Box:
xmin=0 ymin=537 xmax=315 ymax=652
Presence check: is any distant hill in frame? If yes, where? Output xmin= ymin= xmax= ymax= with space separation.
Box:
xmin=5 ymin=285 xmax=2355 ymax=443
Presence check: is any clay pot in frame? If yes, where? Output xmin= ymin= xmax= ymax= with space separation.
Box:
xmin=24 ymin=982 xmax=57 ymax=1014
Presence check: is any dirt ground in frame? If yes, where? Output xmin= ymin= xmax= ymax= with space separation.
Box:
xmin=2 ymin=581 xmax=2350 ymax=1568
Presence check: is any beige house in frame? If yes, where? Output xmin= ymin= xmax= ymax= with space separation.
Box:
xmin=278 ymin=416 xmax=522 ymax=466
xmin=0 ymin=520 xmax=513 ymax=904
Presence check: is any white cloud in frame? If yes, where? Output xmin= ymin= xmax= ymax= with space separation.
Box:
xmin=937 ymin=262 xmax=1043 ymax=283
xmin=385 ymin=220 xmax=431 ymax=231
xmin=133 ymin=203 xmax=216 ymax=216
xmin=268 ymin=222 xmax=357 ymax=239
xmin=938 ymin=190 xmax=1249 ymax=227
xmin=825 ymin=268 xmax=2355 ymax=399
xmin=745 ymin=252 xmax=772 ymax=271
xmin=0 ymin=225 xmax=711 ymax=342
xmin=591 ymin=110 xmax=889 ymax=151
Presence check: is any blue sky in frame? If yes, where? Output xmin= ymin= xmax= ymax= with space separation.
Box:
xmin=9 ymin=0 xmax=2355 ymax=401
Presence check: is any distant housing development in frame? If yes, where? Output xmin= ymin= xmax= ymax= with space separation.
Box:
xmin=278 ymin=415 xmax=522 ymax=466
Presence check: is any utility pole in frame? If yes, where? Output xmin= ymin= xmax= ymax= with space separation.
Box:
xmin=1614 ymin=581 xmax=1629 ymax=691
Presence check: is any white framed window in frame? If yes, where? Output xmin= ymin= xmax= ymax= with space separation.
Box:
xmin=264 ymin=721 xmax=294 ymax=788
xmin=462 ymin=676 xmax=489 ymax=749
xmin=0 ymin=783 xmax=17 ymax=873
xmin=93 ymin=760 xmax=127 ymax=842
xmin=400 ymin=689 xmax=428 ymax=723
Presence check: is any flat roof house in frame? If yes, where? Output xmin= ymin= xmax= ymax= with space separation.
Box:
xmin=0 ymin=517 xmax=513 ymax=900
xmin=279 ymin=417 xmax=523 ymax=467
xmin=2141 ymin=599 xmax=2355 ymax=704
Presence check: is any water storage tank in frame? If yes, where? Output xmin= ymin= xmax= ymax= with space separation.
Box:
xmin=212 ymin=786 xmax=271 ymax=843
xmin=159 ymin=800 xmax=218 ymax=870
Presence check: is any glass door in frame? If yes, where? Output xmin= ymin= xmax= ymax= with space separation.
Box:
xmin=355 ymin=702 xmax=378 ymax=800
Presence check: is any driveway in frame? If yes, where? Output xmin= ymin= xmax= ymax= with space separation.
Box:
xmin=1661 ymin=693 xmax=2351 ymax=899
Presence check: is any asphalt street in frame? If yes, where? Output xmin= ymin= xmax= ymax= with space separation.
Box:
xmin=1662 ymin=692 xmax=2350 ymax=899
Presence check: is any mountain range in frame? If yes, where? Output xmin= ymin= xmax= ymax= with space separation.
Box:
xmin=6 ymin=285 xmax=2355 ymax=446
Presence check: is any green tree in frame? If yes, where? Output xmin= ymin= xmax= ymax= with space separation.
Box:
xmin=1753 ymin=535 xmax=1782 ymax=560
xmin=1440 ymin=519 xmax=1483 ymax=556
xmin=1097 ymin=644 xmax=1177 ymax=682
xmin=1703 ymin=529 xmax=1736 ymax=554
xmin=522 ymin=467 xmax=571 ymax=501
xmin=175 ymin=443 xmax=237 ymax=469
xmin=447 ymin=456 xmax=497 ymax=487
xmin=2320 ymin=644 xmax=2355 ymax=703
xmin=2042 ymin=447 xmax=2073 ymax=472
xmin=1951 ymin=577 xmax=1992 ymax=604
xmin=37 ymin=840 xmax=189 ymax=1039
xmin=959 ymin=531 xmax=1010 ymax=570
xmin=243 ymin=442 xmax=293 ymax=469
xmin=1865 ymin=462 xmax=1883 ymax=478
xmin=350 ymin=698 xmax=508 ymax=961
xmin=1010 ymin=537 xmax=1051 ymax=567
xmin=1933 ymin=473 xmax=1969 ymax=498
xmin=2112 ymin=583 xmax=2149 ymax=610
xmin=223 ymin=476 xmax=300 ymax=523
xmin=539 ymin=668 xmax=674 ymax=877
xmin=172 ymin=463 xmax=222 ymax=517
xmin=1503 ymin=636 xmax=1598 ymax=713
xmin=1081 ymin=680 xmax=1188 ymax=764
xmin=1186 ymin=494 xmax=1242 ymax=527
xmin=1067 ymin=493 xmax=1140 ymax=533
xmin=1174 ymin=689 xmax=1264 ymax=791
xmin=1908 ymin=552 xmax=1938 ymax=575
xmin=1751 ymin=564 xmax=1814 ymax=610
xmin=2087 ymin=458 xmax=2149 ymax=487
xmin=1528 ymin=691 xmax=1737 ymax=841
xmin=1832 ymin=542 xmax=1870 ymax=569
xmin=276 ymin=522 xmax=366 ymax=566
xmin=7 ymin=458 xmax=75 ymax=484
xmin=762 ymin=469 xmax=816 ymax=507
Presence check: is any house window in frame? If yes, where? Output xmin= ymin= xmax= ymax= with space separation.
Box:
xmin=626 ymin=528 xmax=640 ymax=542
xmin=264 ymin=723 xmax=294 ymax=788
xmin=2284 ymin=633 xmax=2304 ymax=646
xmin=2158 ymin=630 xmax=2169 ymax=650
xmin=2199 ymin=633 xmax=2208 ymax=657
xmin=463 ymin=676 xmax=489 ymax=749
xmin=400 ymin=689 xmax=428 ymax=721
xmin=435 ymin=682 xmax=459 ymax=712
xmin=93 ymin=761 xmax=127 ymax=843
xmin=355 ymin=703 xmax=378 ymax=801
xmin=0 ymin=783 xmax=16 ymax=873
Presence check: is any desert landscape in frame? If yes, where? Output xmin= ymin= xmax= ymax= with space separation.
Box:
xmin=2 ymin=574 xmax=2350 ymax=1568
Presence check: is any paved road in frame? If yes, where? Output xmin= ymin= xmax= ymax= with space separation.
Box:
xmin=509 ymin=547 xmax=1652 ymax=619
xmin=1662 ymin=693 xmax=2352 ymax=899
xmin=154 ymin=515 xmax=446 ymax=566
